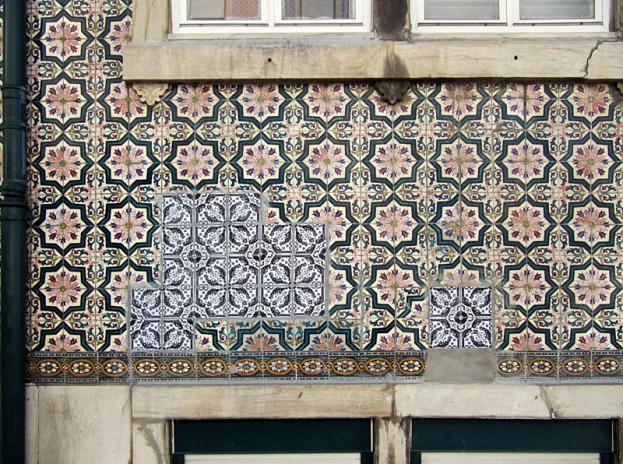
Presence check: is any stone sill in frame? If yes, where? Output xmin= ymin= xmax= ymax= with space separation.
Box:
xmin=122 ymin=37 xmax=623 ymax=82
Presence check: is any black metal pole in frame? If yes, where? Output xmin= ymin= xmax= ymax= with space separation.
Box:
xmin=1 ymin=0 xmax=28 ymax=460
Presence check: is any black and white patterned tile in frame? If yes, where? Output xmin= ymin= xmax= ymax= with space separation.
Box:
xmin=162 ymin=226 xmax=193 ymax=256
xmin=196 ymin=287 xmax=229 ymax=317
xmin=161 ymin=194 xmax=194 ymax=225
xmin=161 ymin=320 xmax=193 ymax=350
xmin=293 ymin=286 xmax=325 ymax=316
xmin=195 ymin=193 xmax=227 ymax=223
xmin=429 ymin=286 xmax=493 ymax=349
xmin=130 ymin=319 xmax=161 ymax=351
xmin=131 ymin=288 xmax=164 ymax=319
xmin=130 ymin=191 xmax=327 ymax=351
xmin=162 ymin=258 xmax=193 ymax=288
xmin=228 ymin=193 xmax=261 ymax=223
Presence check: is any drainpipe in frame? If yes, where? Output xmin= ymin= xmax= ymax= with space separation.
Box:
xmin=1 ymin=0 xmax=28 ymax=460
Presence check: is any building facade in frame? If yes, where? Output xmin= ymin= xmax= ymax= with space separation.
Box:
xmin=3 ymin=0 xmax=623 ymax=462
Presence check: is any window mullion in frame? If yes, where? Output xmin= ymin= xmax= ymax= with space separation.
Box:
xmin=266 ymin=0 xmax=274 ymax=27
xmin=506 ymin=0 xmax=517 ymax=26
xmin=596 ymin=0 xmax=606 ymax=24
xmin=172 ymin=0 xmax=185 ymax=32
xmin=414 ymin=0 xmax=424 ymax=25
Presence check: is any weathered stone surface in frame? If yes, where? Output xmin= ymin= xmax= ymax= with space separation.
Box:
xmin=394 ymin=384 xmax=552 ymax=418
xmin=25 ymin=386 xmax=38 ymax=464
xmin=133 ymin=419 xmax=170 ymax=464
xmin=132 ymin=385 xmax=395 ymax=419
xmin=29 ymin=385 xmax=132 ymax=464
xmin=586 ymin=41 xmax=623 ymax=79
xmin=540 ymin=386 xmax=623 ymax=418
xmin=374 ymin=0 xmax=409 ymax=40
xmin=424 ymin=349 xmax=495 ymax=384
xmin=25 ymin=384 xmax=623 ymax=462
xmin=123 ymin=39 xmax=623 ymax=81
xmin=375 ymin=418 xmax=410 ymax=464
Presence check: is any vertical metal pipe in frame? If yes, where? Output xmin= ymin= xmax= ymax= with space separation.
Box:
xmin=1 ymin=0 xmax=28 ymax=460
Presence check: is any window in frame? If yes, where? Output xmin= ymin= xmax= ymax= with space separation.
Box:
xmin=171 ymin=420 xmax=373 ymax=464
xmin=411 ymin=0 xmax=611 ymax=33
xmin=171 ymin=0 xmax=371 ymax=34
xmin=411 ymin=419 xmax=615 ymax=464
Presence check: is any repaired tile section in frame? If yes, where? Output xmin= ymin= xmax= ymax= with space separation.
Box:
xmin=130 ymin=192 xmax=327 ymax=351
xmin=429 ymin=287 xmax=493 ymax=349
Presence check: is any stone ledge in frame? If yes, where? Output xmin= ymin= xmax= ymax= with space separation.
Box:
xmin=122 ymin=38 xmax=623 ymax=82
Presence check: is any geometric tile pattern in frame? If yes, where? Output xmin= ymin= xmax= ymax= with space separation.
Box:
xmin=129 ymin=192 xmax=327 ymax=351
xmin=430 ymin=287 xmax=492 ymax=348
xmin=12 ymin=0 xmax=623 ymax=381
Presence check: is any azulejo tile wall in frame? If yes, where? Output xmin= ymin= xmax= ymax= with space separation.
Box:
xmin=5 ymin=0 xmax=623 ymax=382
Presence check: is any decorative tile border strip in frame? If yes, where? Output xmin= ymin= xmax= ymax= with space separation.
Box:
xmin=25 ymin=351 xmax=623 ymax=382
xmin=495 ymin=351 xmax=623 ymax=381
xmin=26 ymin=352 xmax=427 ymax=382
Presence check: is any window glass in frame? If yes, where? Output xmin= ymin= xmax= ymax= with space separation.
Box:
xmin=422 ymin=452 xmax=600 ymax=464
xmin=519 ymin=0 xmax=595 ymax=20
xmin=424 ymin=0 xmax=500 ymax=20
xmin=188 ymin=0 xmax=261 ymax=20
xmin=282 ymin=0 xmax=356 ymax=20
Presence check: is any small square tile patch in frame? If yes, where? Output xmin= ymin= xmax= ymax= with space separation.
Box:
xmin=429 ymin=287 xmax=492 ymax=349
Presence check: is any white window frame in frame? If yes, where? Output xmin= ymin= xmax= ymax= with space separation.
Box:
xmin=411 ymin=0 xmax=610 ymax=33
xmin=171 ymin=0 xmax=372 ymax=35
xmin=185 ymin=453 xmax=363 ymax=463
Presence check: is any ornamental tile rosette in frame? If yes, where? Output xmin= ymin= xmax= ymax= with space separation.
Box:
xmin=302 ymin=83 xmax=349 ymax=123
xmin=167 ymin=139 xmax=221 ymax=188
xmin=234 ymin=139 xmax=286 ymax=189
xmin=566 ymin=200 xmax=618 ymax=251
xmin=237 ymin=84 xmax=286 ymax=122
xmin=101 ymin=199 xmax=156 ymax=253
xmin=40 ymin=79 xmax=87 ymax=125
xmin=568 ymin=83 xmax=614 ymax=124
xmin=38 ymin=15 xmax=87 ymax=62
xmin=37 ymin=139 xmax=89 ymax=188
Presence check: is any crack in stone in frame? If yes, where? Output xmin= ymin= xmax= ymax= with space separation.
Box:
xmin=539 ymin=386 xmax=557 ymax=419
xmin=582 ymin=39 xmax=619 ymax=78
